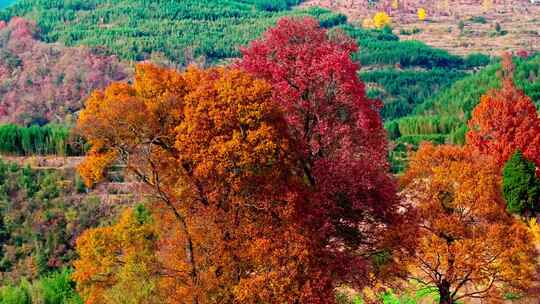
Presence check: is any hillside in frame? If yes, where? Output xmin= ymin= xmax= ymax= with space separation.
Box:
xmin=0 ymin=17 xmax=128 ymax=125
xmin=334 ymin=24 xmax=490 ymax=121
xmin=0 ymin=156 xmax=138 ymax=283
xmin=299 ymin=0 xmax=540 ymax=56
xmin=385 ymin=53 xmax=539 ymax=171
xmin=0 ymin=0 xmax=345 ymax=64
xmin=1 ymin=1 xmax=540 ymax=303
xmin=0 ymin=0 xmax=487 ymax=126
xmin=389 ymin=53 xmax=540 ymax=142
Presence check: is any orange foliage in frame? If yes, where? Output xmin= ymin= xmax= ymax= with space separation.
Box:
xmin=466 ymin=55 xmax=540 ymax=169
xmin=399 ymin=143 xmax=538 ymax=303
xmin=77 ymin=142 xmax=117 ymax=187
xmin=75 ymin=64 xmax=316 ymax=303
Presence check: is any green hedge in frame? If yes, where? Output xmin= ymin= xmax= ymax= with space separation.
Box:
xmin=0 ymin=124 xmax=82 ymax=156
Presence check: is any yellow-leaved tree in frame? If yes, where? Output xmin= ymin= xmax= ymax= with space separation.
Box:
xmin=417 ymin=8 xmax=427 ymax=21
xmin=373 ymin=12 xmax=391 ymax=29
xmin=73 ymin=205 xmax=162 ymax=304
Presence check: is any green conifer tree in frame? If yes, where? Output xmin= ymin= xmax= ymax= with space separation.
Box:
xmin=502 ymin=150 xmax=540 ymax=215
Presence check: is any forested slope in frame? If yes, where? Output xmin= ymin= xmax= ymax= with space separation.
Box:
xmin=0 ymin=159 xmax=132 ymax=283
xmin=0 ymin=17 xmax=128 ymax=125
xmin=0 ymin=0 xmax=487 ymax=128
xmin=335 ymin=25 xmax=491 ymax=121
xmin=0 ymin=0 xmax=345 ymax=63
xmin=385 ymin=53 xmax=539 ymax=172
xmin=389 ymin=53 xmax=540 ymax=143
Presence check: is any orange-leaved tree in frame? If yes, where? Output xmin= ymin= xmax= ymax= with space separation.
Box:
xmin=75 ymin=64 xmax=316 ymax=303
xmin=466 ymin=54 xmax=540 ymax=169
xmin=399 ymin=143 xmax=537 ymax=304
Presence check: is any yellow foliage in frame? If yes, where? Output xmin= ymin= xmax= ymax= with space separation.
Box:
xmin=417 ymin=8 xmax=427 ymax=21
xmin=372 ymin=12 xmax=391 ymax=29
xmin=73 ymin=207 xmax=161 ymax=303
xmin=528 ymin=218 xmax=540 ymax=245
xmin=362 ymin=18 xmax=374 ymax=29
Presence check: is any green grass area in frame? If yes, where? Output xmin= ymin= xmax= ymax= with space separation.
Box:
xmin=336 ymin=286 xmax=439 ymax=304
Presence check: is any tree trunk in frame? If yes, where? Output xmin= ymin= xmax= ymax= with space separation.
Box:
xmin=175 ymin=213 xmax=199 ymax=304
xmin=439 ymin=280 xmax=454 ymax=304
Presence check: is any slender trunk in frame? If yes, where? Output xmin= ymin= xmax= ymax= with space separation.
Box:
xmin=150 ymin=167 xmax=200 ymax=304
xmin=171 ymin=208 xmax=199 ymax=304
xmin=439 ymin=280 xmax=453 ymax=304
xmin=440 ymin=238 xmax=455 ymax=304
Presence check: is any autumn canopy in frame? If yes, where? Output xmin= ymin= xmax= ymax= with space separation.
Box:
xmin=72 ymin=18 xmax=540 ymax=304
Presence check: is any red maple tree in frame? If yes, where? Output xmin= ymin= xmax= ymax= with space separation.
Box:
xmin=239 ymin=17 xmax=407 ymax=295
xmin=466 ymin=54 xmax=540 ymax=169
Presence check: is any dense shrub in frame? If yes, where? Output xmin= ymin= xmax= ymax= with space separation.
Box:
xmin=251 ymin=0 xmax=302 ymax=11
xmin=357 ymin=40 xmax=465 ymax=68
xmin=470 ymin=16 xmax=487 ymax=24
xmin=449 ymin=124 xmax=468 ymax=145
xmin=338 ymin=24 xmax=399 ymax=42
xmin=385 ymin=120 xmax=401 ymax=140
xmin=37 ymin=269 xmax=82 ymax=304
xmin=464 ymin=53 xmax=492 ymax=68
xmin=394 ymin=115 xmax=462 ymax=136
